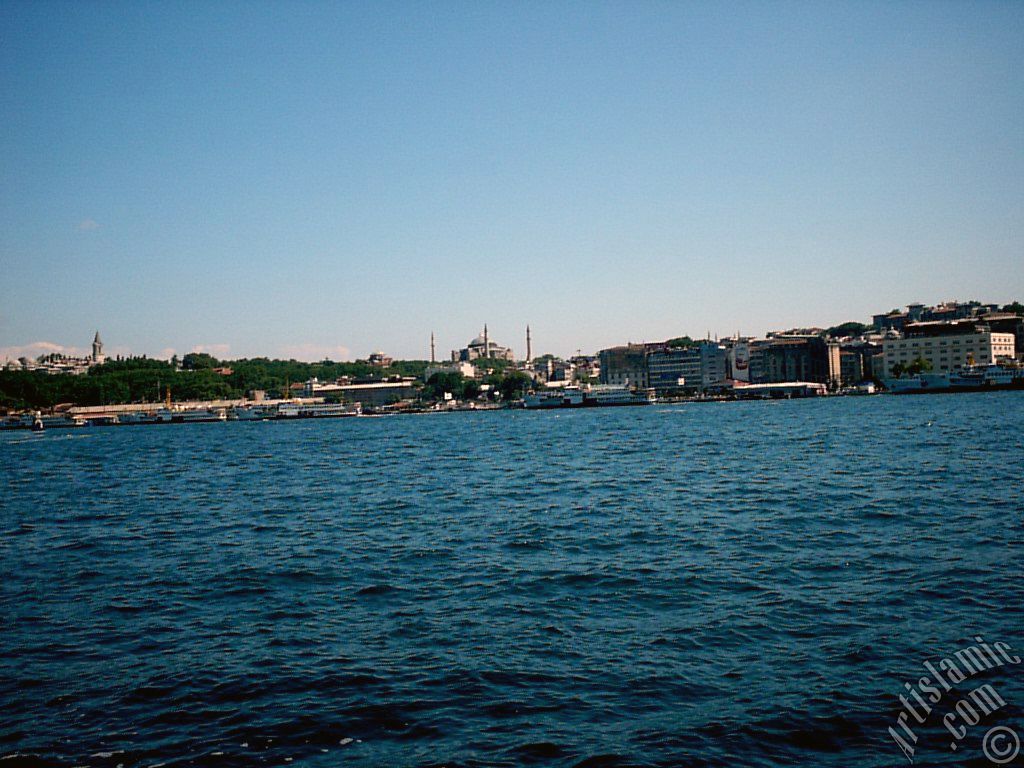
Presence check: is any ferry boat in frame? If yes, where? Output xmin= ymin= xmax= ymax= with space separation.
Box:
xmin=888 ymin=364 xmax=1024 ymax=394
xmin=523 ymin=387 xmax=585 ymax=409
xmin=978 ymin=366 xmax=1019 ymax=387
xmin=82 ymin=414 xmax=118 ymax=427
xmin=885 ymin=373 xmax=951 ymax=393
xmin=950 ymin=363 xmax=1024 ymax=390
xmin=584 ymin=384 xmax=657 ymax=406
xmin=523 ymin=384 xmax=655 ymax=409
xmin=276 ymin=402 xmax=361 ymax=419
xmin=0 ymin=412 xmax=85 ymax=430
xmin=116 ymin=411 xmax=167 ymax=425
xmin=41 ymin=414 xmax=85 ymax=429
xmin=840 ymin=382 xmax=877 ymax=396
xmin=230 ymin=405 xmax=277 ymax=421
xmin=167 ymin=408 xmax=228 ymax=423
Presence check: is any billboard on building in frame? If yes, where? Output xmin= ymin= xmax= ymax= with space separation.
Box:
xmin=730 ymin=342 xmax=751 ymax=382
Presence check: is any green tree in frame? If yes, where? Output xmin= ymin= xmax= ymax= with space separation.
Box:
xmin=667 ymin=336 xmax=694 ymax=348
xmin=906 ymin=357 xmax=933 ymax=375
xmin=825 ymin=322 xmax=869 ymax=338
xmin=181 ymin=352 xmax=219 ymax=370
xmin=498 ymin=371 xmax=532 ymax=401
xmin=473 ymin=358 xmax=513 ymax=376
xmin=422 ymin=372 xmax=465 ymax=401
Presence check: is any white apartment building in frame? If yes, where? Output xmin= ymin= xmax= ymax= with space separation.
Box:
xmin=883 ymin=330 xmax=1015 ymax=375
xmin=424 ymin=361 xmax=477 ymax=380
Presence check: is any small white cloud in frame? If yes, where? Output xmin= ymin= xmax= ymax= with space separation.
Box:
xmin=279 ymin=343 xmax=351 ymax=362
xmin=77 ymin=218 xmax=100 ymax=231
xmin=190 ymin=343 xmax=231 ymax=358
xmin=157 ymin=347 xmax=178 ymax=360
xmin=0 ymin=341 xmax=87 ymax=361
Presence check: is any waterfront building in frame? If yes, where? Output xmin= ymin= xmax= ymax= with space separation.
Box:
xmin=528 ymin=356 xmax=554 ymax=382
xmin=754 ymin=336 xmax=841 ymax=387
xmin=982 ymin=313 xmax=1024 ymax=361
xmin=451 ymin=325 xmax=515 ymax=363
xmin=722 ymin=337 xmax=754 ymax=382
xmin=882 ymin=320 xmax=1016 ymax=375
xmin=548 ymin=359 xmax=576 ymax=382
xmin=333 ymin=380 xmax=419 ymax=406
xmin=424 ymin=361 xmax=477 ymax=381
xmin=525 ymin=354 xmax=598 ymax=384
xmin=839 ymin=340 xmax=884 ymax=385
xmin=570 ymin=354 xmax=600 ymax=382
xmin=303 ymin=377 xmax=418 ymax=406
xmin=598 ymin=339 xmax=726 ymax=392
xmin=303 ymin=377 xmax=345 ymax=397
xmin=646 ymin=342 xmax=726 ymax=394
xmin=598 ymin=344 xmax=648 ymax=388
xmin=747 ymin=342 xmax=766 ymax=384
xmin=839 ymin=348 xmax=863 ymax=386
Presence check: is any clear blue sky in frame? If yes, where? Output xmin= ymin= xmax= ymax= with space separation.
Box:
xmin=2 ymin=1 xmax=1022 ymax=361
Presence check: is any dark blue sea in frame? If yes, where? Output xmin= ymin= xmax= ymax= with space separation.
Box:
xmin=2 ymin=394 xmax=1023 ymax=768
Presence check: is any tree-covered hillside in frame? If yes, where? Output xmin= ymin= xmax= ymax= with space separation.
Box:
xmin=0 ymin=355 xmax=431 ymax=410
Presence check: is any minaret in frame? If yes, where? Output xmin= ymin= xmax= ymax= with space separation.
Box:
xmin=430 ymin=332 xmax=436 ymax=363
xmin=92 ymin=331 xmax=104 ymax=363
xmin=526 ymin=325 xmax=532 ymax=364
xmin=483 ymin=324 xmax=490 ymax=358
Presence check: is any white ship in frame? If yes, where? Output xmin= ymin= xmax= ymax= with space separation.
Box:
xmin=0 ymin=413 xmax=85 ymax=430
xmin=41 ymin=414 xmax=86 ymax=428
xmin=276 ymin=402 xmax=361 ymax=419
xmin=522 ymin=387 xmax=585 ymax=409
xmin=167 ymin=408 xmax=227 ymax=423
xmin=230 ymin=405 xmax=276 ymax=421
xmin=584 ymin=384 xmax=657 ymax=406
xmin=949 ymin=363 xmax=1024 ymax=389
xmin=117 ymin=411 xmax=170 ymax=425
xmin=523 ymin=384 xmax=655 ymax=409
xmin=888 ymin=364 xmax=1024 ymax=394
xmin=885 ymin=373 xmax=950 ymax=393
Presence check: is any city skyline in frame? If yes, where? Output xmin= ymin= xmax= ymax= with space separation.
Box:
xmin=3 ymin=295 xmax=1022 ymax=365
xmin=3 ymin=3 xmax=1023 ymax=361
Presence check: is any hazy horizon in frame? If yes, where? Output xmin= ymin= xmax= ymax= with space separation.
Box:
xmin=3 ymin=2 xmax=1023 ymax=362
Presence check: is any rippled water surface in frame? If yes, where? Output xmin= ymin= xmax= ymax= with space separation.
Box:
xmin=2 ymin=394 xmax=1023 ymax=767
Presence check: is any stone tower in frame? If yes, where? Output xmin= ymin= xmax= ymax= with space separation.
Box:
xmin=92 ymin=331 xmax=104 ymax=363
